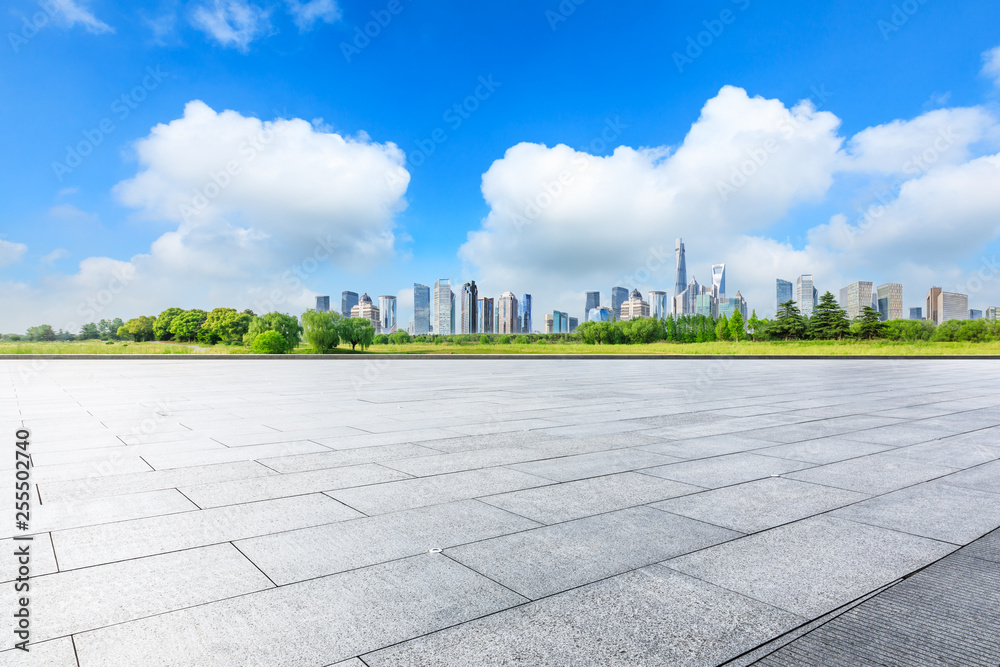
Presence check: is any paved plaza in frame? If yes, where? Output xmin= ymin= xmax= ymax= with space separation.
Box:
xmin=3 ymin=358 xmax=1000 ymax=666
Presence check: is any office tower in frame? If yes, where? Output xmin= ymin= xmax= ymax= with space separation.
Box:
xmin=378 ymin=295 xmax=397 ymax=333
xmin=461 ymin=281 xmax=478 ymax=334
xmin=674 ymin=275 xmax=701 ymax=316
xmin=451 ymin=291 xmax=456 ymax=334
xmin=341 ymin=291 xmax=359 ymax=318
xmin=585 ymin=291 xmax=600 ymax=321
xmin=841 ymin=281 xmax=874 ymax=320
xmin=719 ymin=292 xmax=748 ymax=319
xmin=695 ymin=293 xmax=717 ymax=318
xmin=648 ymin=290 xmax=668 ymax=319
xmin=568 ymin=317 xmax=578 ymax=332
xmin=620 ymin=289 xmax=651 ymax=321
xmin=588 ymin=307 xmax=612 ymax=322
xmin=315 ymin=296 xmax=330 ymax=312
xmin=518 ymin=294 xmax=532 ymax=334
xmin=497 ymin=292 xmax=518 ymax=334
xmin=909 ymin=307 xmax=923 ymax=320
xmin=776 ymin=279 xmax=793 ymax=311
xmin=711 ymin=263 xmax=726 ymax=298
xmin=611 ymin=286 xmax=628 ymax=321
xmin=413 ymin=283 xmax=431 ymax=334
xmin=544 ymin=314 xmax=554 ymax=334
xmin=494 ymin=306 xmax=499 ymax=333
xmin=674 ymin=238 xmax=686 ymax=303
xmin=925 ymin=287 xmax=942 ymax=324
xmin=477 ymin=297 xmax=494 ymax=333
xmin=795 ymin=275 xmax=817 ymax=317
xmin=876 ymin=283 xmax=903 ymax=322
xmin=350 ymin=293 xmax=381 ymax=332
xmin=986 ymin=306 xmax=1000 ymax=320
xmin=433 ymin=279 xmax=452 ymax=336
xmin=408 ymin=320 xmax=414 ymax=334
xmin=938 ymin=291 xmax=968 ymax=322
xmin=970 ymin=309 xmax=983 ymax=320
xmin=553 ymin=311 xmax=569 ymax=333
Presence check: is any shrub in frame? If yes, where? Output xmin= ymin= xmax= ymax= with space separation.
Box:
xmin=251 ymin=330 xmax=287 ymax=354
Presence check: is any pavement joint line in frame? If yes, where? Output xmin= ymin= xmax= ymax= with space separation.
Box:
xmin=229 ymin=540 xmax=279 ymax=589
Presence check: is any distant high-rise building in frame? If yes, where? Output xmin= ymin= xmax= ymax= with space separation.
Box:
xmin=648 ymin=290 xmax=668 ymax=319
xmin=986 ymin=306 xmax=1000 ymax=320
xmin=519 ymin=294 xmax=532 ymax=333
xmin=841 ymin=281 xmax=874 ymax=321
xmin=611 ymin=287 xmax=628 ymax=321
xmin=315 ymin=295 xmax=330 ymax=312
xmin=970 ymin=309 xmax=983 ymax=320
xmin=776 ymin=279 xmax=793 ymax=312
xmin=695 ymin=293 xmax=717 ymax=318
xmin=926 ymin=287 xmax=942 ymax=325
xmin=588 ymin=307 xmax=612 ymax=322
xmin=718 ymin=291 xmax=748 ymax=320
xmin=675 ymin=275 xmax=701 ymax=316
xmin=433 ymin=279 xmax=453 ymax=336
xmin=350 ymin=293 xmax=380 ymax=332
xmin=413 ymin=283 xmax=431 ymax=334
xmin=544 ymin=314 xmax=554 ymax=334
xmin=451 ymin=291 xmax=456 ymax=335
xmin=569 ymin=317 xmax=578 ymax=332
xmin=477 ymin=297 xmax=494 ymax=333
xmin=876 ymin=283 xmax=903 ymax=322
xmin=341 ymin=291 xmax=359 ymax=318
xmin=674 ymin=238 xmax=687 ymax=304
xmin=585 ymin=291 xmax=600 ymax=322
xmin=939 ymin=291 xmax=968 ymax=322
xmin=550 ymin=311 xmax=569 ymax=333
xmin=497 ymin=292 xmax=518 ymax=334
xmin=620 ymin=289 xmax=650 ymax=321
xmin=461 ymin=282 xmax=478 ymax=334
xmin=795 ymin=275 xmax=817 ymax=317
xmin=909 ymin=307 xmax=923 ymax=320
xmin=378 ymin=295 xmax=397 ymax=333
xmin=711 ymin=263 xmax=726 ymax=298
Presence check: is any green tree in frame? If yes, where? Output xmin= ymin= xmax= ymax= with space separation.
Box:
xmin=770 ymin=300 xmax=807 ymax=340
xmin=119 ymin=316 xmax=156 ymax=342
xmin=154 ymin=308 xmax=184 ymax=340
xmin=339 ymin=317 xmax=376 ymax=351
xmin=79 ymin=323 xmax=100 ymax=340
xmin=716 ymin=314 xmax=731 ymax=341
xmin=301 ymin=309 xmax=341 ymax=352
xmin=26 ymin=325 xmax=56 ymax=341
xmin=729 ymin=310 xmax=746 ymax=341
xmin=389 ymin=330 xmax=412 ymax=345
xmin=168 ymin=310 xmax=208 ymax=342
xmin=856 ymin=306 xmax=885 ymax=340
xmin=244 ymin=312 xmax=302 ymax=352
xmin=203 ymin=308 xmax=254 ymax=345
xmin=250 ymin=330 xmax=288 ymax=354
xmin=809 ymin=292 xmax=850 ymax=340
xmin=746 ymin=310 xmax=762 ymax=341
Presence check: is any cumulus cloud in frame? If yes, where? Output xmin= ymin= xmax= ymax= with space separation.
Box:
xmin=0 ymin=240 xmax=28 ymax=267
xmin=190 ymin=0 xmax=271 ymax=51
xmin=285 ymin=0 xmax=340 ymax=31
xmin=983 ymin=45 xmax=1000 ymax=87
xmin=42 ymin=248 xmax=70 ymax=264
xmin=49 ymin=0 xmax=114 ymax=34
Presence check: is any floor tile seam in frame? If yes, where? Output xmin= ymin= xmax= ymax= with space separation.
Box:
xmin=229 ymin=540 xmax=279 ymax=589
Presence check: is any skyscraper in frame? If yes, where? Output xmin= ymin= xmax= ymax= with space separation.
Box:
xmin=674 ymin=275 xmax=700 ymax=316
xmin=588 ymin=307 xmax=612 ymax=322
xmin=552 ymin=311 xmax=569 ymax=333
xmin=909 ymin=307 xmax=923 ymax=320
xmin=876 ymin=283 xmax=903 ymax=322
xmin=986 ymin=306 xmax=1000 ymax=320
xmin=939 ymin=291 xmax=968 ymax=322
xmin=776 ymin=279 xmax=793 ymax=312
xmin=648 ymin=290 xmax=668 ymax=319
xmin=433 ymin=279 xmax=452 ymax=336
xmin=674 ymin=238 xmax=686 ymax=303
xmin=461 ymin=281 xmax=478 ymax=334
xmin=341 ymin=291 xmax=359 ymax=318
xmin=841 ymin=281 xmax=874 ymax=321
xmin=497 ymin=292 xmax=518 ymax=333
xmin=926 ymin=287 xmax=942 ymax=325
xmin=611 ymin=286 xmax=628 ymax=321
xmin=315 ymin=296 xmax=330 ymax=312
xmin=519 ymin=294 xmax=532 ymax=333
xmin=795 ymin=275 xmax=817 ymax=317
xmin=711 ymin=263 xmax=726 ymax=298
xmin=378 ymin=295 xmax=397 ymax=333
xmin=350 ymin=293 xmax=380 ymax=332
xmin=544 ymin=314 xmax=554 ymax=334
xmin=970 ymin=309 xmax=983 ymax=320
xmin=413 ymin=283 xmax=431 ymax=334
xmin=585 ymin=291 xmax=600 ymax=321
xmin=477 ymin=297 xmax=494 ymax=333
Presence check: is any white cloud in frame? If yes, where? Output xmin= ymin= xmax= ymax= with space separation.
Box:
xmin=49 ymin=203 xmax=98 ymax=223
xmin=983 ymin=45 xmax=1000 ymax=87
xmin=285 ymin=0 xmax=340 ymax=31
xmin=190 ymin=0 xmax=271 ymax=51
xmin=49 ymin=0 xmax=114 ymax=34
xmin=42 ymin=248 xmax=70 ymax=264
xmin=0 ymin=240 xmax=28 ymax=267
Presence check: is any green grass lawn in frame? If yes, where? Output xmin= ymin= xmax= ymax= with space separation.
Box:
xmin=4 ymin=339 xmax=1000 ymax=355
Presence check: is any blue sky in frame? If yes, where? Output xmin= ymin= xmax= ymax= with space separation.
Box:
xmin=2 ymin=0 xmax=1000 ymax=332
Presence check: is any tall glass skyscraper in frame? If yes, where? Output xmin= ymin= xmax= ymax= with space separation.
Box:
xmin=461 ymin=281 xmax=478 ymax=334
xmin=648 ymin=290 xmax=668 ymax=319
xmin=711 ymin=263 xmax=726 ymax=298
xmin=341 ymin=291 xmax=359 ymax=318
xmin=776 ymin=279 xmax=793 ymax=312
xmin=519 ymin=294 xmax=532 ymax=333
xmin=378 ymin=295 xmax=397 ymax=333
xmin=315 ymin=296 xmax=330 ymax=312
xmin=497 ymin=292 xmax=518 ymax=334
xmin=478 ymin=297 xmax=494 ymax=333
xmin=611 ymin=286 xmax=628 ymax=321
xmin=795 ymin=275 xmax=817 ymax=317
xmin=413 ymin=283 xmax=430 ymax=334
xmin=434 ymin=279 xmax=453 ymax=336
xmin=674 ymin=238 xmax=686 ymax=303
xmin=585 ymin=291 xmax=600 ymax=321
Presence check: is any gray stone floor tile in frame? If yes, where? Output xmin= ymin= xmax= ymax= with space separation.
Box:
xmin=363 ymin=565 xmax=803 ymax=667
xmin=506 ymin=448 xmax=679 ymax=482
xmin=0 ymin=637 xmax=78 ymax=666
xmin=640 ymin=452 xmax=815 ymax=488
xmin=142 ymin=440 xmax=331 ymax=469
xmin=52 ymin=493 xmax=361 ymax=570
xmin=30 ymin=456 xmax=153 ymax=484
xmin=937 ymin=459 xmax=1000 ymax=494
xmin=785 ymin=452 xmax=959 ymax=494
xmin=481 ymin=472 xmax=703 ymax=524
xmin=258 ymin=443 xmax=443 ymax=473
xmin=638 ymin=434 xmax=788 ymax=459
xmin=1 ymin=534 xmax=57 ymax=584
xmin=327 ymin=467 xmax=551 ymax=515
xmin=830 ymin=480 xmax=1000 ymax=544
xmin=383 ymin=447 xmax=548 ymax=477
xmin=447 ymin=506 xmax=741 ymax=599
xmin=753 ymin=437 xmax=895 ymax=464
xmin=655 ymin=478 xmax=869 ymax=533
xmin=236 ymin=499 xmax=539 ymax=585
xmin=665 ymin=515 xmax=956 ymax=617
xmin=73 ymin=553 xmax=526 ymax=667
xmin=886 ymin=437 xmax=1000 ymax=468
xmin=840 ymin=424 xmax=955 ymax=446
